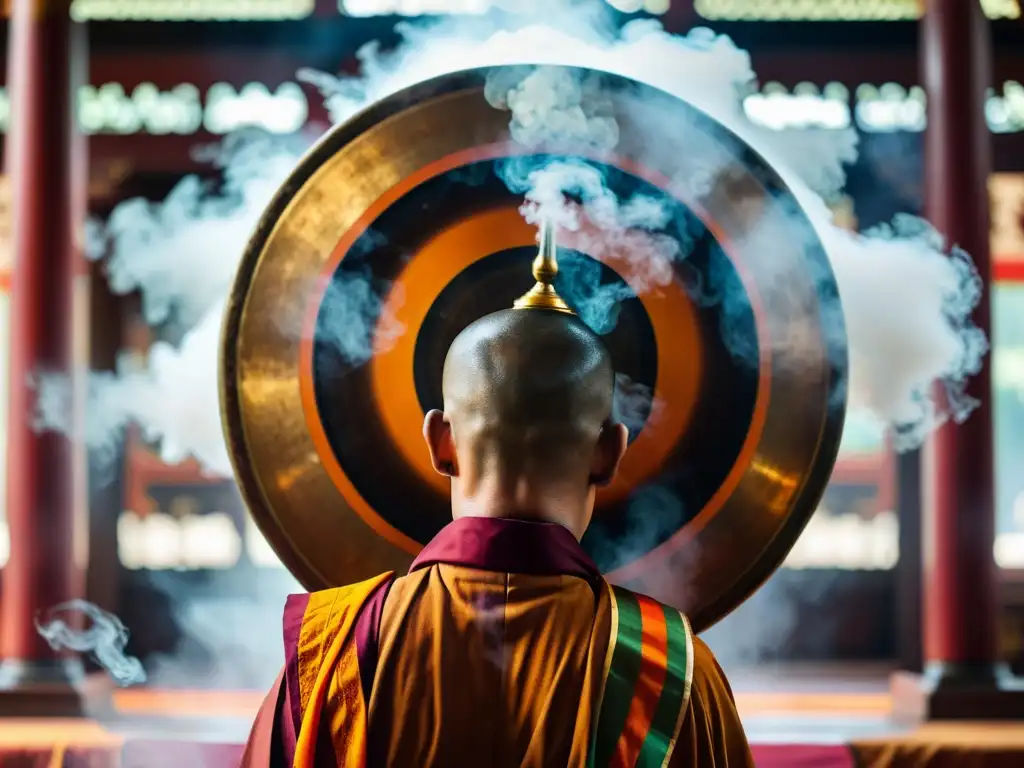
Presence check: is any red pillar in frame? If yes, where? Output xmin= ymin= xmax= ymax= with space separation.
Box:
xmin=0 ymin=0 xmax=89 ymax=712
xmin=921 ymin=0 xmax=998 ymax=671
xmin=892 ymin=0 xmax=1024 ymax=719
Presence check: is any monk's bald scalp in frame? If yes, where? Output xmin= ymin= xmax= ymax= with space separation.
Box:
xmin=442 ymin=309 xmax=615 ymax=474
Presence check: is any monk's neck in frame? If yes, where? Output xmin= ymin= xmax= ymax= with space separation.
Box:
xmin=451 ymin=475 xmax=591 ymax=540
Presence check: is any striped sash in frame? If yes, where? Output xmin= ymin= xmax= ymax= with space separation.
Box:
xmin=589 ymin=585 xmax=695 ymax=768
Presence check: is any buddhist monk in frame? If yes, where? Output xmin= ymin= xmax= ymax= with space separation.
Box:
xmin=242 ymin=304 xmax=754 ymax=767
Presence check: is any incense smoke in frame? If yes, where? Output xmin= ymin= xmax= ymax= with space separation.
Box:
xmin=31 ymin=10 xmax=990 ymax=677
xmin=34 ymin=311 xmax=232 ymax=478
xmin=612 ymin=372 xmax=663 ymax=440
xmin=501 ymin=158 xmax=694 ymax=298
xmin=586 ymin=485 xmax=684 ymax=570
xmin=35 ymin=600 xmax=147 ymax=687
xmin=39 ymin=16 xmax=984 ymax=470
xmin=94 ymin=135 xmax=302 ymax=329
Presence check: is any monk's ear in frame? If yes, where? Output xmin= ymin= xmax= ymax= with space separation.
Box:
xmin=589 ymin=422 xmax=629 ymax=487
xmin=423 ymin=409 xmax=458 ymax=477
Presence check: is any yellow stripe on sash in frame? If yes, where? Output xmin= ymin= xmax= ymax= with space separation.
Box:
xmin=327 ymin=623 xmax=367 ymax=765
xmin=293 ymin=572 xmax=392 ymax=768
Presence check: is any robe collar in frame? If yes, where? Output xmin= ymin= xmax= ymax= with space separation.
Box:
xmin=410 ymin=516 xmax=601 ymax=584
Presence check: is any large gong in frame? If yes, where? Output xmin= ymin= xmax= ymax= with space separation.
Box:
xmin=220 ymin=66 xmax=846 ymax=632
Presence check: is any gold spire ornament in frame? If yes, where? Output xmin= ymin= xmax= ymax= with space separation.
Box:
xmin=513 ymin=219 xmax=576 ymax=314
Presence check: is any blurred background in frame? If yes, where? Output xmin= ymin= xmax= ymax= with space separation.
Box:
xmin=0 ymin=0 xmax=1022 ymax=686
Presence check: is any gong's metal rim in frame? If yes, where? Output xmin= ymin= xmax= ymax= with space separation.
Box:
xmin=221 ymin=73 xmax=500 ymax=589
xmin=220 ymin=65 xmax=848 ymax=632
xmin=312 ymin=147 xmax=707 ymax=514
xmin=686 ymin=369 xmax=846 ymax=631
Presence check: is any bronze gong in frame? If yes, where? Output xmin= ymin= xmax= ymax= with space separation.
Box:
xmin=220 ymin=65 xmax=847 ymax=632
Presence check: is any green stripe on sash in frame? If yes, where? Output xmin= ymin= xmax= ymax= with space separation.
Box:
xmin=636 ymin=605 xmax=690 ymax=768
xmin=590 ymin=587 xmax=642 ymax=767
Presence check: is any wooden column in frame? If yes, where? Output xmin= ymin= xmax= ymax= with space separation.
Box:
xmin=0 ymin=0 xmax=93 ymax=715
xmin=891 ymin=0 xmax=1024 ymax=719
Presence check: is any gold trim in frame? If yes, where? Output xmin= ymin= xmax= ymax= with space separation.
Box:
xmin=513 ymin=219 xmax=575 ymax=314
xmin=593 ymin=578 xmax=619 ymax=747
xmin=660 ymin=611 xmax=696 ymax=768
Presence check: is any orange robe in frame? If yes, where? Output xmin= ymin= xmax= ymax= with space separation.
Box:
xmin=242 ymin=517 xmax=754 ymax=767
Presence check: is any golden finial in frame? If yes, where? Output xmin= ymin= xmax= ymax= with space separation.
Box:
xmin=513 ymin=219 xmax=575 ymax=314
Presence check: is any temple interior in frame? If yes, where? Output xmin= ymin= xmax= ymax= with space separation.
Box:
xmin=1 ymin=0 xmax=1024 ymax=766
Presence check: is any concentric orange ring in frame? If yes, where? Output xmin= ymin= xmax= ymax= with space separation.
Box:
xmin=370 ymin=205 xmax=702 ymax=506
xmin=298 ymin=143 xmax=772 ymax=567
xmin=223 ymin=67 xmax=846 ymax=631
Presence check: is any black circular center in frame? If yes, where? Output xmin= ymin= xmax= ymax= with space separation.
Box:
xmin=311 ymin=156 xmax=760 ymax=566
xmin=412 ymin=247 xmax=659 ymax=442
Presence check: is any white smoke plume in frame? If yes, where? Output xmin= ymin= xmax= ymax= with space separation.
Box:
xmin=29 ymin=7 xmax=992 ymax=684
xmin=35 ymin=599 xmax=146 ymax=687
xmin=503 ymin=160 xmax=685 ymax=297
xmin=88 ymin=135 xmax=302 ymax=329
xmin=612 ymin=372 xmax=663 ymax=440
xmin=37 ymin=15 xmax=985 ymax=471
xmin=34 ymin=307 xmax=232 ymax=477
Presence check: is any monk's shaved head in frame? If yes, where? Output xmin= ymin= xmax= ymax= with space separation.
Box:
xmin=424 ymin=308 xmax=628 ymax=537
xmin=444 ymin=309 xmax=614 ymax=469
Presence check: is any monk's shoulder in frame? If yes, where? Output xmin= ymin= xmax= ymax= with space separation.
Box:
xmin=380 ymin=566 xmax=431 ymax=601
xmin=688 ymin=634 xmax=741 ymax=714
xmin=606 ymin=583 xmax=694 ymax=633
xmin=282 ymin=571 xmax=395 ymax=636
xmin=665 ymin=635 xmax=753 ymax=768
xmin=690 ymin=635 xmax=731 ymax=687
xmin=606 ymin=584 xmax=734 ymax=699
xmin=605 ymin=583 xmax=695 ymax=658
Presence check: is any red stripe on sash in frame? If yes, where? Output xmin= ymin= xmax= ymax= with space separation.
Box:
xmin=612 ymin=596 xmax=669 ymax=768
xmin=354 ymin=576 xmax=393 ymax=703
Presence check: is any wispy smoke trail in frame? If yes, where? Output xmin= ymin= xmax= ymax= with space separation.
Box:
xmin=88 ymin=134 xmax=302 ymax=329
xmin=35 ymin=599 xmax=146 ymax=687
xmin=586 ymin=485 xmax=684 ymax=571
xmin=35 ymin=14 xmax=984 ymax=473
xmin=34 ymin=309 xmax=233 ymax=476
xmin=485 ymin=65 xmax=619 ymax=150
xmin=474 ymin=57 xmax=984 ymax=446
xmin=703 ymin=568 xmax=843 ymax=668
xmin=612 ymin=373 xmax=662 ymax=441
xmin=500 ymin=159 xmax=693 ymax=300
xmin=27 ymin=7 xmax=994 ymax=680
xmin=319 ymin=268 xmax=408 ymax=367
